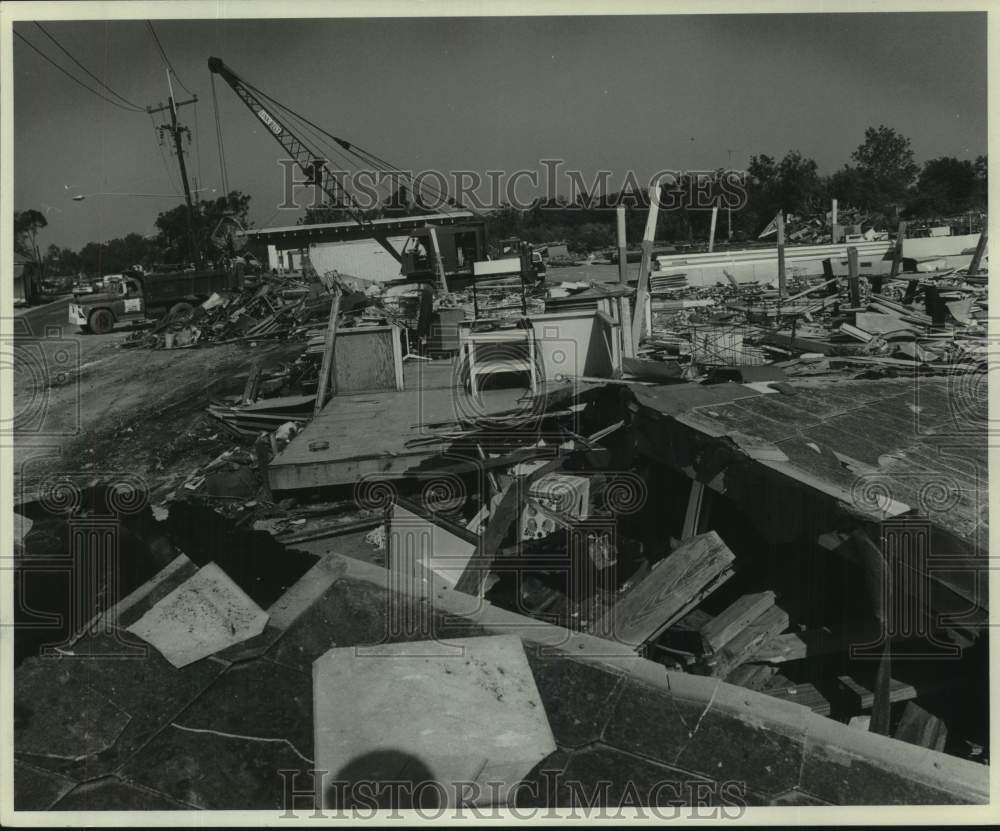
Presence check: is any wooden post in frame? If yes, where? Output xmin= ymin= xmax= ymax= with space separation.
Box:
xmin=831 ymin=198 xmax=839 ymax=243
xmin=776 ymin=211 xmax=787 ymax=297
xmin=313 ymin=288 xmax=342 ymax=417
xmin=426 ymin=225 xmax=450 ymax=293
xmin=707 ymin=206 xmax=718 ymax=253
xmin=631 ymin=180 xmax=661 ymax=350
xmin=968 ymin=231 xmax=988 ymax=276
xmin=616 ymin=205 xmax=628 ymax=284
xmin=889 ymin=221 xmax=907 ymax=279
xmin=847 ymin=246 xmax=861 ymax=307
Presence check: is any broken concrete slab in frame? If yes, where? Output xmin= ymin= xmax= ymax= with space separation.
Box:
xmin=127 ymin=562 xmax=269 ymax=668
xmin=15 ymin=663 xmax=132 ymax=761
xmin=312 ymin=634 xmax=556 ymax=808
xmin=14 ymin=760 xmax=78 ymax=810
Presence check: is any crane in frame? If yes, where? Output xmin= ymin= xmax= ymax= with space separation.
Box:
xmin=207 ymin=56 xmax=402 ymax=262
xmin=206 ymin=56 xmax=544 ymax=298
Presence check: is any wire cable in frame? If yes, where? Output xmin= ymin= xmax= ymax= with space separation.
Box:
xmin=145 ymin=21 xmax=195 ymax=97
xmin=33 ymin=22 xmax=143 ymax=110
xmin=210 ymin=73 xmax=230 ymax=195
xmin=14 ymin=31 xmax=145 ymax=113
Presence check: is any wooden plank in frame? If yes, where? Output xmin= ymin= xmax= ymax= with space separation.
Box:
xmin=708 ymin=604 xmax=789 ymax=678
xmin=750 ymin=626 xmax=856 ymax=663
xmin=333 ymin=326 xmax=404 ymax=393
xmin=591 ymin=530 xmax=736 ymax=650
xmin=853 ymin=311 xmax=918 ymax=337
xmin=894 ymin=701 xmax=948 ymax=752
xmin=313 ymin=289 xmax=342 ymax=417
xmin=616 ymin=205 xmax=628 ymax=285
xmin=426 ymin=225 xmax=450 ymax=292
xmin=454 ymin=456 xmax=569 ymax=597
xmin=699 ymin=590 xmax=776 ymax=653
xmin=631 ymin=180 xmax=662 ymax=350
xmin=776 ymin=211 xmax=786 ymax=297
xmin=680 ymin=480 xmax=707 ymax=541
xmin=725 ymin=662 xmax=775 ymax=691
xmin=847 ymin=246 xmax=861 ymax=306
xmin=838 ymin=323 xmax=873 ymax=343
xmin=241 ymin=362 xmax=262 ymax=405
xmin=889 ymin=221 xmax=906 ymax=279
xmin=836 ymin=674 xmax=965 ymax=711
xmin=967 ymin=231 xmax=987 ymax=276
xmin=764 ymin=682 xmax=833 ymax=715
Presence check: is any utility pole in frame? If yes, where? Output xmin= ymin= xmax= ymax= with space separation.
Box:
xmin=148 ymin=71 xmax=200 ymax=266
xmin=726 ymin=149 xmax=735 ymax=241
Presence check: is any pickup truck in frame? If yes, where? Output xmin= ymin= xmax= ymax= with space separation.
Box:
xmin=69 ymin=267 xmax=243 ymax=334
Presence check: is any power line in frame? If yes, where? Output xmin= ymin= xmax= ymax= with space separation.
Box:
xmin=33 ymin=22 xmax=143 ymax=110
xmin=145 ymin=21 xmax=194 ymax=96
xmin=14 ymin=31 xmax=144 ymax=113
xmin=210 ymin=73 xmax=230 ymax=195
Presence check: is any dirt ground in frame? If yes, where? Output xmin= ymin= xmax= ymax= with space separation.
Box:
xmin=13 ymin=314 xmax=305 ymax=505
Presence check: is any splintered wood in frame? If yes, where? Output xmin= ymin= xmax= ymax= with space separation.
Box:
xmin=591 ymin=531 xmax=735 ymax=650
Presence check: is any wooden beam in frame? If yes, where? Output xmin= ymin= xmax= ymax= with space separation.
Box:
xmin=616 ymin=205 xmax=628 ymax=285
xmin=681 ymin=480 xmax=707 ymax=541
xmin=426 ymin=225 xmax=450 ymax=293
xmin=372 ymin=232 xmax=404 ymax=263
xmin=751 ymin=626 xmax=859 ymax=663
xmin=776 ymin=211 xmax=787 ymax=297
xmin=700 ymin=590 xmax=777 ymax=653
xmin=313 ymin=289 xmax=342 ymax=417
xmin=631 ymin=180 xmax=662 ymax=350
xmin=836 ymin=673 xmax=964 ymax=712
xmin=591 ymin=530 xmax=735 ymax=649
xmin=241 ymin=362 xmax=262 ymax=405
xmin=707 ymin=206 xmax=718 ymax=253
xmin=708 ymin=604 xmax=789 ymax=678
xmin=967 ymin=231 xmax=988 ymax=276
xmin=847 ymin=246 xmax=861 ymax=307
xmin=889 ymin=221 xmax=907 ymax=279
xmin=894 ymin=701 xmax=948 ymax=752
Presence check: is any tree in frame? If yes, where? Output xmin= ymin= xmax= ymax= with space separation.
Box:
xmin=154 ymin=191 xmax=252 ymax=263
xmin=742 ymin=151 xmax=822 ymax=236
xmin=14 ymin=209 xmax=47 ymax=264
xmin=849 ymin=125 xmax=919 ymax=210
xmin=908 ymin=156 xmax=979 ymax=217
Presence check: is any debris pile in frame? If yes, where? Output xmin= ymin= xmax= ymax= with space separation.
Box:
xmin=122 ymin=273 xmax=344 ymax=349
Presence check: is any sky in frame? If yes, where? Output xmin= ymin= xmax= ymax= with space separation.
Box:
xmin=12 ymin=12 xmax=988 ymax=253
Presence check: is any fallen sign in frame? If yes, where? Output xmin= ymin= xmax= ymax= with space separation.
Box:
xmin=590 ymin=530 xmax=735 ymax=650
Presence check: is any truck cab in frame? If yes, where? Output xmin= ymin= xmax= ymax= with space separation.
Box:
xmin=69 ymin=267 xmax=239 ymax=334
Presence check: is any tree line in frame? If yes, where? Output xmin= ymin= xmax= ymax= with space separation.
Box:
xmin=15 ymin=124 xmax=988 ymax=278
xmin=488 ymin=126 xmax=987 ymax=253
xmin=14 ymin=192 xmax=252 ymax=279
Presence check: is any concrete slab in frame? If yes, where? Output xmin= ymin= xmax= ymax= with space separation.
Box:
xmin=15 ymin=663 xmax=131 ymax=760
xmin=127 ymin=562 xmax=269 ymax=668
xmin=14 ymin=761 xmax=77 ymax=810
xmin=313 ymin=634 xmax=556 ymax=808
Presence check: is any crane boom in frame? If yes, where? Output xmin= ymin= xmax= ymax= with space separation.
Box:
xmin=207 ymin=56 xmax=402 ymax=262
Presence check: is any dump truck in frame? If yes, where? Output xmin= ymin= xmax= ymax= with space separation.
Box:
xmin=69 ymin=267 xmax=242 ymax=334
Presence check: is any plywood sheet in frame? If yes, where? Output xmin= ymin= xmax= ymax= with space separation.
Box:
xmin=334 ymin=326 xmax=402 ymax=393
